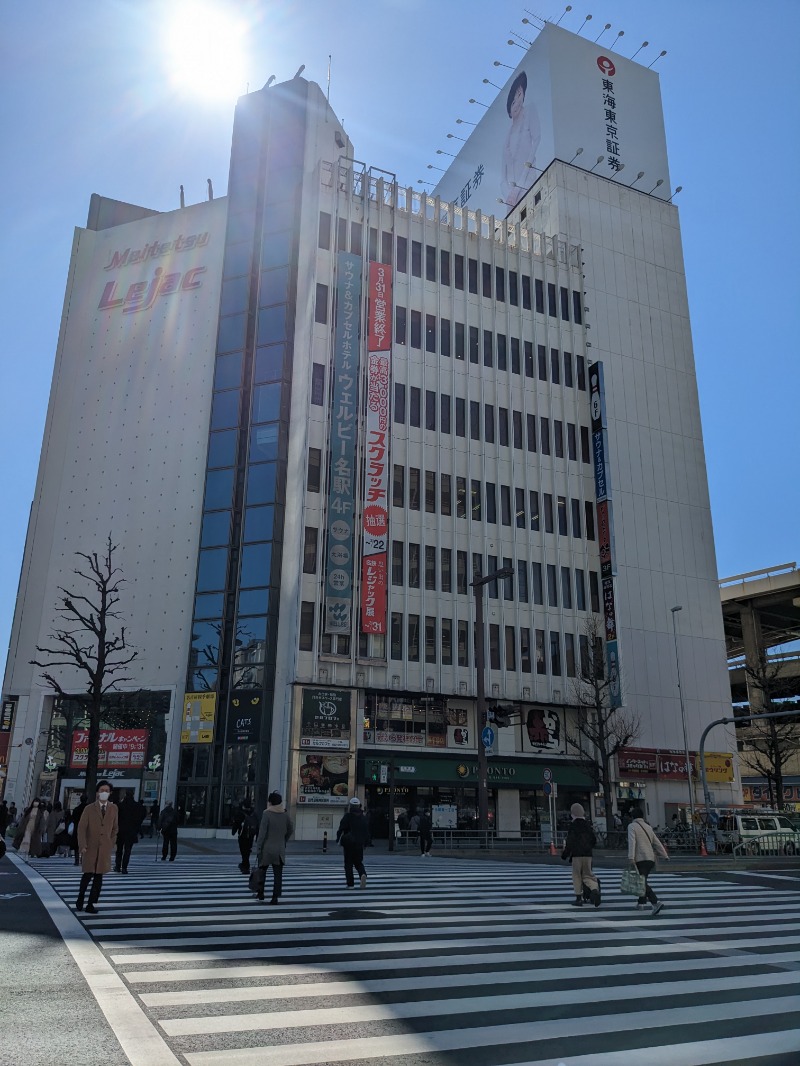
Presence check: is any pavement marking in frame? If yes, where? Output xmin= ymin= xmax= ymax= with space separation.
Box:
xmin=723 ymin=869 xmax=800 ymax=882
xmin=8 ymin=853 xmax=181 ymax=1066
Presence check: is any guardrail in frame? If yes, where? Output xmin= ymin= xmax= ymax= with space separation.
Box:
xmin=731 ymin=833 xmax=800 ymax=859
xmin=394 ymin=829 xmax=566 ymax=853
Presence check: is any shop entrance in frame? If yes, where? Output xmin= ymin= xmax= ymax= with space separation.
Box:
xmin=365 ymin=784 xmax=491 ymax=839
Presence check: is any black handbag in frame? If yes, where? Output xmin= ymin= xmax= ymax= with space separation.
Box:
xmin=248 ymin=866 xmax=266 ymax=894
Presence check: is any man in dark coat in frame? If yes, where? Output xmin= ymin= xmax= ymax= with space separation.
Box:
xmin=0 ymin=800 xmax=9 ymax=838
xmin=159 ymin=801 xmax=179 ymax=861
xmin=231 ymin=799 xmax=259 ymax=874
xmin=418 ymin=809 xmax=434 ymax=856
xmin=561 ymin=802 xmax=600 ymax=908
xmin=336 ymin=797 xmax=370 ymax=889
xmin=114 ymin=792 xmax=145 ymax=873
xmin=70 ymin=793 xmax=89 ymax=866
xmin=76 ymin=780 xmax=118 ymax=914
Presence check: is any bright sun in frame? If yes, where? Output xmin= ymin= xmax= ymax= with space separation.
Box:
xmin=163 ymin=2 xmax=248 ymax=101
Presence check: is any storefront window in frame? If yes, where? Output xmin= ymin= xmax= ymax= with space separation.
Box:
xmin=363 ymin=695 xmax=472 ymax=750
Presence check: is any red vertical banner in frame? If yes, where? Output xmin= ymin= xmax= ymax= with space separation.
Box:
xmin=361 ymin=263 xmax=392 ymax=633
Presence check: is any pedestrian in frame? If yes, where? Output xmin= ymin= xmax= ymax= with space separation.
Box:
xmin=147 ymin=801 xmax=160 ymax=838
xmin=407 ymin=811 xmax=420 ymax=848
xmin=0 ymin=800 xmax=9 ymax=839
xmin=561 ymin=802 xmax=601 ymax=908
xmin=13 ymin=798 xmax=47 ymax=859
xmin=254 ymin=791 xmax=294 ymax=904
xmin=159 ymin=800 xmax=179 ymax=861
xmin=75 ymin=780 xmax=118 ymax=914
xmin=336 ymin=797 xmax=370 ymax=889
xmin=418 ymin=808 xmax=433 ymax=857
xmin=231 ymin=798 xmax=259 ymax=874
xmin=69 ymin=793 xmax=89 ymax=865
xmin=46 ymin=802 xmax=65 ymax=857
xmin=115 ymin=792 xmax=144 ymax=873
xmin=627 ymin=806 xmax=669 ymax=916
xmin=8 ymin=802 xmax=18 ymax=828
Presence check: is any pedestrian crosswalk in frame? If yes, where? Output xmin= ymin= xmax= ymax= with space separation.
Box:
xmin=30 ymin=852 xmax=800 ymax=1065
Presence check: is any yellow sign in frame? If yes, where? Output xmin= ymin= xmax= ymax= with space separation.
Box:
xmin=181 ymin=692 xmax=216 ymax=744
xmin=700 ymin=751 xmax=735 ymax=783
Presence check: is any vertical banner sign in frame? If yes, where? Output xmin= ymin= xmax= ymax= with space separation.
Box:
xmin=325 ymin=252 xmax=362 ymax=634
xmin=589 ymin=362 xmax=622 ymax=707
xmin=361 ymin=262 xmax=392 ymax=634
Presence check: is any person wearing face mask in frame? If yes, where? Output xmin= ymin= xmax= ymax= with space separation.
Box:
xmin=75 ymin=780 xmax=119 ymax=914
xmin=13 ymin=797 xmax=47 ymax=858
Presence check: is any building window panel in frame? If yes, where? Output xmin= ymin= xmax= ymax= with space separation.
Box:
xmin=395 ymin=305 xmax=407 ymax=344
xmin=585 ymin=501 xmax=596 ymax=540
xmin=564 ymin=352 xmax=574 ymax=388
xmin=457 ymin=620 xmax=469 ymax=666
xmin=302 ymin=527 xmax=318 ymax=574
xmin=469 ymin=325 xmax=479 ymax=363
xmin=483 ymin=330 xmax=493 ymax=368
xmin=547 ymin=282 xmax=557 ymax=317
xmin=425 ymin=390 xmax=436 ymax=431
xmin=425 ymin=470 xmax=436 ymax=513
xmin=205 ymin=467 xmax=234 ymax=511
xmin=410 ymin=310 xmax=422 ymax=349
xmin=241 ymin=542 xmax=272 ymax=588
xmin=540 ymin=417 xmax=551 ymax=455
xmin=581 ymin=425 xmax=591 ymax=464
xmin=535 ymin=277 xmax=544 ymax=314
xmin=522 ymin=274 xmax=531 ymax=310
xmin=577 ymin=354 xmax=587 ymax=391
xmin=499 ymin=407 xmax=509 ymax=447
xmin=511 ymin=337 xmax=521 ymax=375
xmin=532 ymin=562 xmax=544 ymax=605
xmin=486 ymin=483 xmax=497 ymax=524
xmin=392 ymin=540 xmax=404 ymax=585
xmin=307 ymin=448 xmax=321 ymax=492
xmin=411 ymin=240 xmax=422 ymax=277
xmin=211 ymin=390 xmax=241 ymax=431
xmin=505 ymin=626 xmax=516 ymax=671
xmin=409 ymin=468 xmax=420 ymax=510
xmin=471 ymin=479 xmax=482 ymax=521
xmin=497 ymin=333 xmax=507 ymax=372
xmin=470 ymin=401 xmax=480 ymax=440
xmin=425 ymin=546 xmax=437 ymax=590
xmin=441 ymin=394 xmax=451 ymax=434
xmin=441 ymin=618 xmax=453 ymax=665
xmin=557 ymin=496 xmax=568 ymax=536
xmin=536 ymin=628 xmax=546 ymax=674
xmin=408 ymin=614 xmax=420 ymax=661
xmin=550 ymin=631 xmax=562 ymax=675
xmin=520 ymin=627 xmax=532 ymax=672
xmin=567 ymin=422 xmax=577 ymax=461
xmin=440 ymin=317 xmax=451 ymax=357
xmin=524 ymin=340 xmax=534 ymax=378
xmin=544 ymin=493 xmax=554 ymax=534
xmin=408 ymin=542 xmax=420 ymax=588
xmin=455 ymin=254 xmax=464 ymax=290
xmin=394 ymin=382 xmax=406 ymax=423
xmin=457 ymin=551 xmax=468 ymax=595
xmin=197 ymin=548 xmax=228 ymax=592
xmin=311 ymin=363 xmax=325 ymax=406
xmin=501 ymin=486 xmax=512 ymax=526
xmin=515 ymin=487 xmax=526 ymax=529
xmin=517 ymin=560 xmax=528 ymax=602
xmin=565 ymin=632 xmax=577 ymax=677
xmin=426 ymin=244 xmax=437 ymax=282
xmin=391 ymin=613 xmax=403 ymax=659
xmin=589 ymin=571 xmax=600 ymax=613
xmin=299 ymin=602 xmax=314 ymax=651
xmin=425 ymin=617 xmax=437 ymax=663
xmin=456 ymin=477 xmax=467 ymax=518
xmin=314 ymin=283 xmax=328 ymax=324
xmin=456 ymin=397 xmax=466 ymax=437
xmin=455 ymin=321 xmax=465 ymax=360
xmin=547 ymin=564 xmax=558 ymax=606
xmin=489 ymin=624 xmax=501 ymax=669
xmin=441 ymin=548 xmax=452 ymax=592
xmin=537 ymin=344 xmax=547 ymax=382
xmin=561 ymin=566 xmax=572 ymax=608
xmin=425 ymin=314 xmax=437 ymax=353
xmin=551 ymin=348 xmax=560 ymax=384
xmin=571 ymin=499 xmax=582 ymax=538
xmin=410 ymin=387 xmax=421 ymax=428
xmin=396 ymin=236 xmax=407 ymax=273
xmin=441 ymin=473 xmax=452 ymax=515
xmin=393 ymin=464 xmax=404 ymax=507
xmin=208 ymin=429 xmax=237 ymax=469
xmin=575 ymin=568 xmax=587 ymax=611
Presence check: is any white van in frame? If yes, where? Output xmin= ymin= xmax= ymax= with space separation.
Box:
xmin=716 ymin=812 xmax=800 ymax=854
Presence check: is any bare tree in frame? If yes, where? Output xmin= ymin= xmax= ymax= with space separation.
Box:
xmin=30 ymin=537 xmax=138 ymax=796
xmin=738 ymin=649 xmax=800 ymax=810
xmin=567 ymin=615 xmax=641 ymax=835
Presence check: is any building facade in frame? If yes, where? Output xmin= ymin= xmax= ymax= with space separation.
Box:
xmin=1 ymin=24 xmax=738 ymax=834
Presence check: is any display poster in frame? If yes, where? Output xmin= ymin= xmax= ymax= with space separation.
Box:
xmin=521 ymin=707 xmax=566 ymax=754
xmin=227 ymin=690 xmax=262 ymax=743
xmin=70 ymin=729 xmax=149 ymax=769
xmin=181 ymin=692 xmax=216 ymax=744
xmin=300 ymin=688 xmax=351 ymax=750
xmin=297 ymin=752 xmax=351 ymax=804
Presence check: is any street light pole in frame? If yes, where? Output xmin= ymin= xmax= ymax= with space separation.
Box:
xmin=670 ymin=606 xmax=696 ymax=831
xmin=471 ymin=565 xmax=514 ymax=834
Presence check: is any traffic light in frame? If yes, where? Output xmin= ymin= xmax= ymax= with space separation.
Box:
xmin=369 ymin=762 xmax=379 ymax=783
xmin=493 ymin=705 xmax=514 ymax=728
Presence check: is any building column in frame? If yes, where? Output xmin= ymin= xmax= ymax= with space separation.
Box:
xmin=739 ymin=605 xmax=765 ymax=713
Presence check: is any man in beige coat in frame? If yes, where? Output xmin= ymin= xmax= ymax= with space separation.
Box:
xmin=76 ymin=780 xmax=118 ymax=914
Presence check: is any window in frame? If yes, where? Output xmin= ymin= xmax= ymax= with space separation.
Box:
xmin=483 ymin=330 xmax=493 ymax=368
xmin=392 ymin=540 xmax=404 ymax=585
xmin=575 ymin=568 xmax=586 ymax=611
xmin=532 ymin=562 xmax=544 ymax=605
xmin=456 ymin=554 xmax=469 ymax=596
xmin=455 ymin=321 xmax=465 ymax=360
xmin=554 ymin=420 xmax=564 ymax=458
xmin=351 ymin=221 xmax=363 ymax=254
xmin=557 ymin=496 xmax=568 ymax=536
xmin=368 ymin=227 xmax=378 ymax=261
xmin=521 ymin=628 xmax=532 ymax=672
xmin=577 ymin=354 xmax=587 ymax=391
xmin=469 ymin=325 xmax=479 ymax=363
xmin=550 ymin=631 xmax=562 ymax=675
xmin=538 ymin=344 xmax=548 ymax=381
xmin=440 ymin=250 xmax=451 ymax=287
xmin=515 ymin=487 xmax=526 ymax=529
xmin=456 ymin=397 xmax=466 ymax=436
xmin=458 ymin=620 xmax=469 ymax=666
xmin=410 ymin=310 xmax=422 ymax=349
xmin=393 ymin=464 xmax=404 ymax=507
xmin=571 ymin=498 xmax=582 ymax=538
xmin=311 ymin=363 xmax=325 ymax=405
xmin=564 ymin=352 xmax=573 ymax=388
xmin=484 ymin=404 xmax=495 ymax=443
xmin=299 ymin=602 xmax=314 ymax=651
xmin=201 ymin=510 xmax=230 ymax=548
xmin=441 ymin=393 xmax=451 ymax=434
xmin=381 ymin=231 xmax=393 ymax=265
xmin=501 ymin=485 xmax=512 ymax=526
xmin=547 ymin=564 xmax=558 ymax=606
xmin=561 ymin=566 xmax=572 ymax=608
xmin=396 ymin=236 xmax=408 ymax=274
xmin=497 ymin=333 xmax=507 ymax=371
xmin=551 ymin=348 xmax=560 ymax=384
xmin=440 ymin=317 xmax=451 ymax=357
xmin=411 ymin=241 xmax=422 ymax=277
xmin=408 ymin=614 xmax=420 ymax=661
xmin=470 ymin=401 xmax=480 ymax=441
xmin=425 ymin=617 xmax=437 ymax=663
xmin=307 ymin=447 xmax=321 ymax=492
xmin=425 ymin=470 xmax=436 ymax=513
xmin=581 ymin=426 xmax=591 ymax=464
xmin=215 ymin=351 xmax=243 ymax=391
xmin=573 ymin=290 xmax=583 ymax=325
xmin=585 ymin=501 xmax=596 ymax=540
xmin=318 ymin=211 xmax=331 ymax=249
xmin=579 ymin=634 xmax=590 ymax=677
xmin=567 ymin=422 xmax=577 ymax=461
xmin=511 ymin=337 xmax=520 ymax=375
xmin=468 ymin=257 xmax=478 ymax=294
xmin=314 ymin=283 xmax=328 ymax=324
xmin=517 ymin=560 xmax=528 ymax=602
xmin=535 ymin=277 xmax=544 ymax=314
xmin=524 ymin=340 xmax=534 ymax=378
xmin=513 ymin=410 xmax=523 ymax=449
xmin=456 ymin=477 xmax=467 ymax=518
xmin=560 ymin=286 xmax=570 ymax=321
xmin=395 ymin=305 xmax=407 ymax=344
xmin=303 ymin=527 xmax=318 ymax=574
xmin=495 ymin=267 xmax=506 ymax=303
xmin=441 ymin=548 xmax=452 ymax=593
xmin=540 ymin=417 xmax=551 ymax=455
xmin=408 ymin=543 xmax=420 ymax=588
xmin=526 ymin=414 xmax=537 ymax=452
xmin=471 ymin=479 xmax=482 ymax=520
xmin=425 ymin=314 xmax=436 ymax=353
xmin=547 ymin=282 xmax=557 ymax=317
xmin=482 ymin=262 xmax=492 ymax=298
xmin=486 ymin=482 xmax=497 ymax=523
xmin=410 ymin=387 xmax=421 ymax=428
xmin=211 ymin=390 xmax=240 ymax=431
xmin=536 ymin=629 xmax=546 ymax=674
xmin=489 ymin=624 xmax=501 ymax=669
xmin=488 ymin=555 xmax=498 ymax=599
xmin=441 ymin=474 xmax=452 ymax=515
xmin=565 ymin=632 xmax=576 ymax=677
xmin=391 ymin=613 xmax=403 ymax=659
xmin=426 ymin=244 xmax=437 ymax=282
xmin=394 ymin=382 xmax=406 ymax=423
xmin=589 ymin=570 xmax=600 ymax=613
xmin=503 ymin=558 xmax=514 ymax=600
xmin=529 ymin=490 xmax=540 ymax=531
xmin=499 ymin=407 xmax=509 ymax=447
xmin=425 ymin=390 xmax=436 ymax=431
xmin=544 ymin=493 xmax=554 ymax=534
xmin=455 ymin=254 xmax=464 ymax=290
xmin=509 ymin=271 xmax=518 ymax=307
xmin=505 ymin=626 xmax=516 ymax=670
xmin=409 ymin=468 xmax=420 ymax=510
xmin=425 ymin=546 xmax=437 ymax=590
xmin=441 ymin=618 xmax=453 ymax=665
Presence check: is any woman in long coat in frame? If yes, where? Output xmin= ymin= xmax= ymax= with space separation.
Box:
xmin=254 ymin=790 xmax=294 ymax=904
xmin=14 ymin=798 xmax=47 ymax=858
xmin=76 ymin=781 xmax=118 ymax=913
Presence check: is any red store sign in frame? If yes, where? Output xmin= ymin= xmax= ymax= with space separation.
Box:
xmin=70 ymin=729 xmax=148 ymax=770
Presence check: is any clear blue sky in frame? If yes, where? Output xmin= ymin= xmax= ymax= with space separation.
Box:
xmin=1 ymin=0 xmax=798 ymax=666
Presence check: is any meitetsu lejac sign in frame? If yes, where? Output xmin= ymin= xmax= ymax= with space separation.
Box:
xmin=433 ymin=22 xmax=671 ymax=216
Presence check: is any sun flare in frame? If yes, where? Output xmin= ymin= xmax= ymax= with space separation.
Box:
xmin=163 ymin=2 xmax=248 ymax=101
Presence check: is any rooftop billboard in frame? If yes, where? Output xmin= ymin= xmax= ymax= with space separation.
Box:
xmin=433 ymin=23 xmax=671 ymax=215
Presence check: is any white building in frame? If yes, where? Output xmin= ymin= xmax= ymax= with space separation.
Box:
xmin=1 ymin=22 xmax=737 ymax=835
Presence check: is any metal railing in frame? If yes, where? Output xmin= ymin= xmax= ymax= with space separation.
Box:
xmin=394 ymin=829 xmax=566 ymax=853
xmin=731 ymin=833 xmax=800 ymax=859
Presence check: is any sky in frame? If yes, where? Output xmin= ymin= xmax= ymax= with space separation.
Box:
xmin=1 ymin=0 xmax=798 ymax=667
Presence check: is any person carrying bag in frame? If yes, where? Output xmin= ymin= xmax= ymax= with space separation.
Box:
xmin=626 ymin=806 xmax=669 ymax=916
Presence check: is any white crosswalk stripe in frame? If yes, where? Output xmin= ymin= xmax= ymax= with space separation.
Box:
xmin=30 ymin=852 xmax=800 ymax=1065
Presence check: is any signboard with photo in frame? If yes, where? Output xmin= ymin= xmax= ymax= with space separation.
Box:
xmin=297 ymin=752 xmax=351 ymax=805
xmin=70 ymin=729 xmax=148 ymax=769
xmin=300 ymin=688 xmax=351 ymax=750
xmin=521 ymin=707 xmax=566 ymax=755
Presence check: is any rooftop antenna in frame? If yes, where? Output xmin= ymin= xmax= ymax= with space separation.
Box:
xmin=179 ymin=184 xmax=185 ymax=209
xmin=647 ymin=50 xmax=667 ymax=69
xmin=553 ymin=5 xmax=572 ymax=26
xmin=293 ymin=64 xmax=305 ymax=78
xmin=594 ymin=23 xmax=611 ymax=42
xmin=326 ymin=55 xmax=331 ymax=103
xmin=630 ymin=41 xmax=649 ymax=60
xmin=207 ymin=178 xmax=214 ymax=201
xmin=523 ymin=10 xmax=547 ymax=28
xmin=577 ymin=14 xmax=593 ymax=36
xmin=510 ymin=30 xmax=532 ymax=46
xmin=263 ymin=75 xmax=276 ymax=89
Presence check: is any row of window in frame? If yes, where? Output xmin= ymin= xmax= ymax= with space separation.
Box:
xmin=391 ymin=468 xmax=596 ymax=538
xmin=317 ymin=212 xmax=583 ymax=323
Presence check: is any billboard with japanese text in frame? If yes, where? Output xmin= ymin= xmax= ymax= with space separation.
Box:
xmin=70 ymin=729 xmax=149 ymax=769
xmin=432 ymin=22 xmax=670 ymax=217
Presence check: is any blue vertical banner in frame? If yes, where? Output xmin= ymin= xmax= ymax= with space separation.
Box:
xmin=325 ymin=252 xmax=362 ymax=634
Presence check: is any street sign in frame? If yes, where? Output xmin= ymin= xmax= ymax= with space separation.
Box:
xmin=481 ymin=726 xmax=495 ymax=749
xmin=543 ymin=781 xmax=552 ymax=797
xmin=379 ymin=764 xmax=389 ymax=784
xmin=543 ymin=767 xmax=552 ymax=782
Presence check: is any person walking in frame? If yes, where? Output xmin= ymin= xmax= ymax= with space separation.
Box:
xmin=159 ymin=800 xmax=179 ymax=861
xmin=115 ymin=792 xmax=144 ymax=873
xmin=561 ymin=803 xmax=601 ymax=907
xmin=232 ymin=799 xmax=259 ymax=874
xmin=627 ymin=806 xmax=670 ymax=916
xmin=336 ymin=797 xmax=370 ymax=889
xmin=418 ymin=809 xmax=433 ymax=857
xmin=76 ymin=781 xmax=118 ymax=914
xmin=0 ymin=800 xmax=9 ymax=839
xmin=13 ymin=798 xmax=47 ymax=859
xmin=46 ymin=802 xmax=66 ymax=858
xmin=69 ymin=793 xmax=89 ymax=865
xmin=8 ymin=802 xmax=18 ymax=828
xmin=147 ymin=801 xmax=160 ymax=839
xmin=254 ymin=791 xmax=294 ymax=904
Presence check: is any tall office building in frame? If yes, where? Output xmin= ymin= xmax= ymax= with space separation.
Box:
xmin=1 ymin=23 xmax=737 ymax=835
